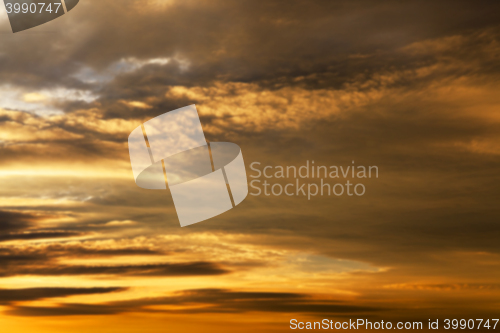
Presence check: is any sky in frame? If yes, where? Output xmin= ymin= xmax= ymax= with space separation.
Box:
xmin=0 ymin=0 xmax=500 ymax=331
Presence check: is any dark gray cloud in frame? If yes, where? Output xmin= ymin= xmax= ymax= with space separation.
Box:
xmin=0 ymin=238 xmax=227 ymax=277
xmin=0 ymin=287 xmax=125 ymax=304
xmin=0 ymin=210 xmax=85 ymax=244
xmin=1 ymin=0 xmax=499 ymax=98
xmin=0 ymin=261 xmax=229 ymax=277
xmin=50 ymin=246 xmax=164 ymax=257
xmin=6 ymin=288 xmax=380 ymax=316
xmin=0 ymin=210 xmax=34 ymax=233
xmin=0 ymin=231 xmax=82 ymax=242
xmin=0 ymin=243 xmax=164 ymax=260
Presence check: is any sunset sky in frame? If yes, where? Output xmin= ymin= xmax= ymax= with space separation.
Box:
xmin=1 ymin=0 xmax=500 ymax=331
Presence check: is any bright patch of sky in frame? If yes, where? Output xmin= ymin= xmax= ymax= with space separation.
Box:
xmin=73 ymin=57 xmax=172 ymax=84
xmin=0 ymin=85 xmax=98 ymax=116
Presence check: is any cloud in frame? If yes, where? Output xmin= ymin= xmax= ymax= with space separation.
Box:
xmin=1 ymin=0 xmax=499 ymax=103
xmin=0 ymin=231 xmax=83 ymax=242
xmin=0 ymin=261 xmax=229 ymax=277
xmin=385 ymin=283 xmax=500 ymax=291
xmin=6 ymin=288 xmax=380 ymax=316
xmin=0 ymin=239 xmax=234 ymax=278
xmin=0 ymin=210 xmax=83 ymax=244
xmin=0 ymin=210 xmax=36 ymax=233
xmin=0 ymin=287 xmax=126 ymax=305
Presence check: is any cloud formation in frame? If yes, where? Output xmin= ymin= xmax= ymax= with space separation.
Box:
xmin=0 ymin=287 xmax=125 ymax=305
xmin=6 ymin=288 xmax=379 ymax=316
xmin=0 ymin=0 xmax=499 ymax=331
